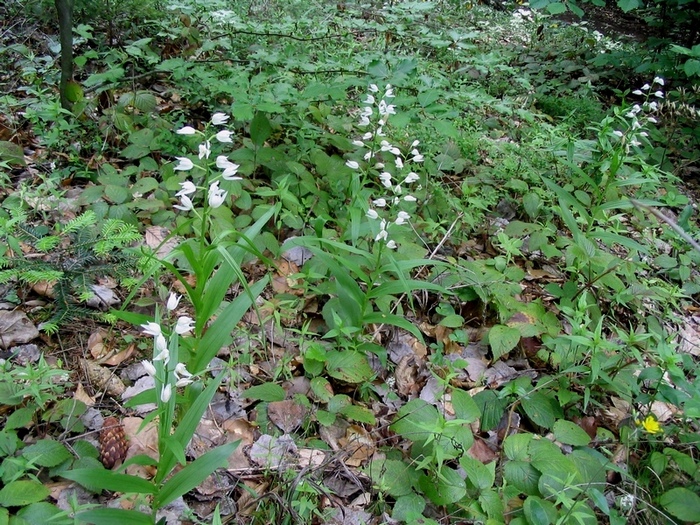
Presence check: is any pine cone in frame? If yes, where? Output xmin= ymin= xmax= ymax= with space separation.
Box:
xmin=100 ymin=416 xmax=128 ymax=469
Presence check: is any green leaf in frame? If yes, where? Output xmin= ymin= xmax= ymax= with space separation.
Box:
xmin=325 ymin=350 xmax=374 ymax=383
xmin=460 ymin=455 xmax=495 ymax=491
xmin=546 ymin=2 xmax=567 ymax=14
xmin=366 ymin=459 xmax=418 ymax=497
xmin=617 ymin=0 xmax=641 ymax=12
xmin=504 ymin=433 xmax=533 ymax=461
xmin=521 ymin=392 xmax=558 ymax=429
xmin=22 ymin=439 xmax=72 ymax=467
xmin=61 ymin=469 xmax=156 ymax=495
xmin=5 ymin=406 xmax=36 ymax=430
xmin=391 ymin=399 xmax=440 ymax=444
xmin=659 ymin=487 xmax=700 ymax=521
xmin=552 ymin=419 xmax=591 ymax=446
xmin=0 ymin=480 xmax=50 ymax=506
xmin=244 ymin=383 xmax=286 ymax=402
xmin=503 ymin=460 xmax=540 ymax=495
xmin=250 ymin=111 xmax=272 ymax=147
xmin=488 ymin=324 xmax=521 ymax=360
xmin=76 ymin=508 xmax=155 ymax=525
xmin=392 ymin=493 xmax=426 ymax=522
xmin=154 ymin=441 xmax=239 ymax=508
xmin=419 ymin=467 xmax=466 ymax=505
xmin=0 ymin=141 xmax=26 ymax=166
xmin=451 ymin=388 xmax=480 ymax=423
xmin=523 ymin=496 xmax=557 ymax=524
xmin=339 ymin=404 xmax=376 ymax=424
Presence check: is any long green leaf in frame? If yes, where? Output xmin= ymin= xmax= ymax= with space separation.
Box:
xmin=189 ymin=277 xmax=267 ymax=374
xmin=366 ymin=279 xmax=445 ymax=299
xmin=76 ymin=508 xmax=155 ymax=525
xmin=155 ymin=373 xmax=225 ymax=483
xmin=154 ymin=441 xmax=239 ymax=508
xmin=363 ymin=311 xmax=424 ymax=342
xmin=198 ymin=205 xmax=277 ymax=328
xmin=61 ymin=469 xmax=156 ymax=495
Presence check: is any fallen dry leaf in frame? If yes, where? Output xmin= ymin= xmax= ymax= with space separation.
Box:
xmin=339 ymin=425 xmax=376 ymax=467
xmin=268 ymin=399 xmax=307 ymax=433
xmin=0 ymin=310 xmax=40 ymax=349
xmin=122 ymin=416 xmax=159 ymax=479
xmin=73 ymin=382 xmax=95 ymax=406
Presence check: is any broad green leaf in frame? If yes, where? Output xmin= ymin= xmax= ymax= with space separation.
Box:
xmin=659 ymin=487 xmax=700 ymax=521
xmin=392 ymin=493 xmax=426 ymax=522
xmin=451 ymin=388 xmax=480 ymax=423
xmin=5 ymin=406 xmax=36 ymax=430
xmin=16 ymin=502 xmax=68 ymax=524
xmin=250 ymin=111 xmax=272 ymax=147
xmin=0 ymin=141 xmax=26 ymax=166
xmin=339 ymin=404 xmax=376 ymax=425
xmin=617 ymin=0 xmax=641 ymax=12
xmin=76 ymin=508 xmax=154 ymax=525
xmin=488 ymin=324 xmax=521 ymax=360
xmin=244 ymin=383 xmax=286 ymax=402
xmin=460 ymin=455 xmax=495 ymax=491
xmin=391 ymin=399 xmax=440 ymax=444
xmin=503 ymin=460 xmax=540 ymax=495
xmin=22 ymin=439 xmax=72 ymax=467
xmin=366 ymin=459 xmax=418 ymax=497
xmin=326 ymin=350 xmax=374 ymax=383
xmin=523 ymin=496 xmax=557 ymax=524
xmin=419 ymin=467 xmax=466 ymax=505
xmin=155 ymin=441 xmax=239 ymax=508
xmin=521 ymin=392 xmax=558 ymax=429
xmin=552 ymin=419 xmax=591 ymax=446
xmin=61 ymin=469 xmax=156 ymax=495
xmin=504 ymin=433 xmax=533 ymax=461
xmin=0 ymin=480 xmax=50 ymax=506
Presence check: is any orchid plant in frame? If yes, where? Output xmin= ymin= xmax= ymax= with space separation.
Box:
xmin=63 ymin=113 xmax=279 ymax=524
xmin=344 ymin=84 xmax=424 ymax=252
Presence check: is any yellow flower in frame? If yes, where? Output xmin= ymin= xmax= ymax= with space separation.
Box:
xmin=640 ymin=415 xmax=662 ymax=434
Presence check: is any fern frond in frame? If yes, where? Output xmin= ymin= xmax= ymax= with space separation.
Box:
xmin=21 ymin=269 xmax=64 ymax=284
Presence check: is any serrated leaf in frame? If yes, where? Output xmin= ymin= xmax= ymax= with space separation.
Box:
xmin=22 ymin=439 xmax=72 ymax=467
xmin=366 ymin=459 xmax=418 ymax=497
xmin=488 ymin=324 xmax=521 ymax=360
xmin=243 ymin=383 xmax=285 ymax=402
xmin=5 ymin=406 xmax=36 ymax=430
xmin=0 ymin=480 xmax=50 ymax=506
xmin=504 ymin=460 xmax=540 ymax=495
